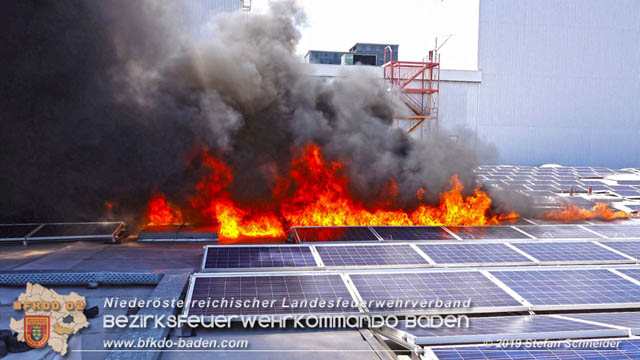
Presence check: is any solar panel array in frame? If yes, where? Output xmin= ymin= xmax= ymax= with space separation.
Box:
xmin=189 ymin=218 xmax=640 ymax=352
xmin=291 ymin=224 xmax=640 ymax=243
xmin=203 ymin=239 xmax=640 ymax=270
xmin=476 ymin=165 xmax=640 ymax=206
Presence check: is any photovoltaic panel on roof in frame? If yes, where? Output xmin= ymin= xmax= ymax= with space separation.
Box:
xmin=29 ymin=223 xmax=122 ymax=239
xmin=614 ymin=190 xmax=640 ymax=198
xmin=586 ymin=225 xmax=640 ymax=238
xmin=619 ymin=180 xmax=640 ymax=185
xmin=511 ymin=242 xmax=629 ymax=263
xmin=293 ymin=227 xmax=378 ymax=242
xmin=417 ymin=243 xmax=533 ymax=265
xmin=565 ymin=312 xmax=640 ymax=335
xmin=315 ymin=244 xmax=428 ymax=267
xmin=516 ymin=225 xmax=601 ymax=239
xmin=489 ymin=269 xmax=640 ymax=307
xmin=186 ymin=274 xmax=359 ymax=317
xmin=526 ymin=184 xmax=559 ymax=191
xmin=445 ymin=226 xmax=531 ymax=240
xmin=431 ymin=339 xmax=640 ymax=360
xmin=0 ymin=224 xmax=40 ymax=240
xmin=372 ymin=226 xmax=455 ymax=241
xmin=608 ymin=185 xmax=637 ymax=191
xmin=203 ymin=246 xmax=317 ymax=270
xmin=349 ymin=271 xmax=522 ymax=313
xmin=598 ymin=241 xmax=640 ymax=259
xmin=617 ymin=269 xmax=640 ymax=282
xmin=382 ymin=315 xmax=623 ymax=346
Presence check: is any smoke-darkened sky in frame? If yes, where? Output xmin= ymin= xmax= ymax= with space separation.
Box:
xmin=0 ymin=0 xmax=494 ymax=225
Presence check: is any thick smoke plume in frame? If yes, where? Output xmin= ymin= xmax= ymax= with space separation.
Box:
xmin=0 ymin=0 xmax=499 ymax=225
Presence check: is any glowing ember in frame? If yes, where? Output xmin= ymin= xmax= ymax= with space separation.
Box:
xmin=146 ymin=195 xmax=183 ymax=225
xmin=543 ymin=202 xmax=630 ymax=222
xmin=146 ymin=143 xmax=519 ymax=239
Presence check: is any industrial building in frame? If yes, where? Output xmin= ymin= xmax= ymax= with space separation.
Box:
xmin=305 ymin=43 xmax=399 ymax=66
xmin=307 ymin=0 xmax=640 ymax=168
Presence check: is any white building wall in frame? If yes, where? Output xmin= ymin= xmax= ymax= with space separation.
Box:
xmin=477 ymin=0 xmax=640 ymax=167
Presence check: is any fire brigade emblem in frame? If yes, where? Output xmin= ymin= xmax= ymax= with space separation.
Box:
xmin=24 ymin=315 xmax=50 ymax=348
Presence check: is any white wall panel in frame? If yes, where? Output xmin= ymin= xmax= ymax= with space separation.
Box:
xmin=477 ymin=0 xmax=640 ymax=167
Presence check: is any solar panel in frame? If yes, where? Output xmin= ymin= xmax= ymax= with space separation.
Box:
xmin=585 ymin=225 xmax=640 ymax=238
xmin=431 ymin=339 xmax=640 ymax=360
xmin=202 ymin=246 xmax=317 ymax=270
xmin=598 ymin=242 xmax=640 ymax=259
xmin=372 ymin=226 xmax=456 ymax=241
xmin=617 ymin=269 xmax=640 ymax=282
xmin=315 ymin=244 xmax=428 ymax=267
xmin=380 ymin=315 xmax=623 ymax=346
xmin=0 ymin=224 xmax=40 ymax=240
xmin=565 ymin=312 xmax=640 ymax=335
xmin=185 ymin=274 xmax=359 ymax=317
xmin=417 ymin=243 xmax=533 ymax=265
xmin=608 ymin=185 xmax=637 ymax=191
xmin=28 ymin=222 xmax=123 ymax=240
xmin=349 ymin=271 xmax=523 ymax=313
xmin=516 ymin=225 xmax=602 ymax=239
xmin=526 ymin=184 xmax=560 ymax=191
xmin=445 ymin=226 xmax=531 ymax=240
xmin=619 ymin=180 xmax=640 ymax=185
xmin=511 ymin=242 xmax=629 ymax=263
xmin=293 ymin=227 xmax=379 ymax=242
xmin=613 ymin=190 xmax=640 ymax=198
xmin=490 ymin=269 xmax=640 ymax=307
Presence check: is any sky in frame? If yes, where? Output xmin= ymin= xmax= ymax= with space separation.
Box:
xmin=252 ymin=0 xmax=479 ymax=70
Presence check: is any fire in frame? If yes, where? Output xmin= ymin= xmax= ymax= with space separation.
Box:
xmin=146 ymin=143 xmax=519 ymax=239
xmin=543 ymin=202 xmax=630 ymax=222
xmin=146 ymin=195 xmax=183 ymax=225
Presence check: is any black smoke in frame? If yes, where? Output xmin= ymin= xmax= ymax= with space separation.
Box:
xmin=0 ymin=0 xmax=498 ymax=226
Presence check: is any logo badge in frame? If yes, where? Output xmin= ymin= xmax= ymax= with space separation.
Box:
xmin=24 ymin=315 xmax=50 ymax=348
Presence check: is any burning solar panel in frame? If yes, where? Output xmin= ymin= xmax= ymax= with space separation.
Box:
xmin=372 ymin=226 xmax=456 ymax=241
xmin=27 ymin=222 xmax=124 ymax=242
xmin=292 ymin=226 xmax=379 ymax=242
xmin=137 ymin=224 xmax=217 ymax=241
xmin=445 ymin=226 xmax=532 ymax=240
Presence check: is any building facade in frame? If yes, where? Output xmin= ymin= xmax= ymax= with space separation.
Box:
xmin=305 ymin=51 xmax=347 ymax=65
xmin=470 ymin=0 xmax=640 ymax=167
xmin=349 ymin=43 xmax=399 ymax=66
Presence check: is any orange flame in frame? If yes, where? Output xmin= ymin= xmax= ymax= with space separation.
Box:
xmin=147 ymin=195 xmax=183 ymax=225
xmin=542 ymin=202 xmax=630 ymax=222
xmin=146 ymin=143 xmax=519 ymax=239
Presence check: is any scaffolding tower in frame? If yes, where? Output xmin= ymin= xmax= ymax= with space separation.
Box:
xmin=382 ymin=47 xmax=440 ymax=136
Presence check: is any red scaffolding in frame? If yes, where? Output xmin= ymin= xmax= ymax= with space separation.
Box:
xmin=382 ymin=47 xmax=440 ymax=134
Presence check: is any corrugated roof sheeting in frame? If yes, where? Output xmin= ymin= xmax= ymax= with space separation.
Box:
xmin=475 ymin=0 xmax=640 ymax=167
